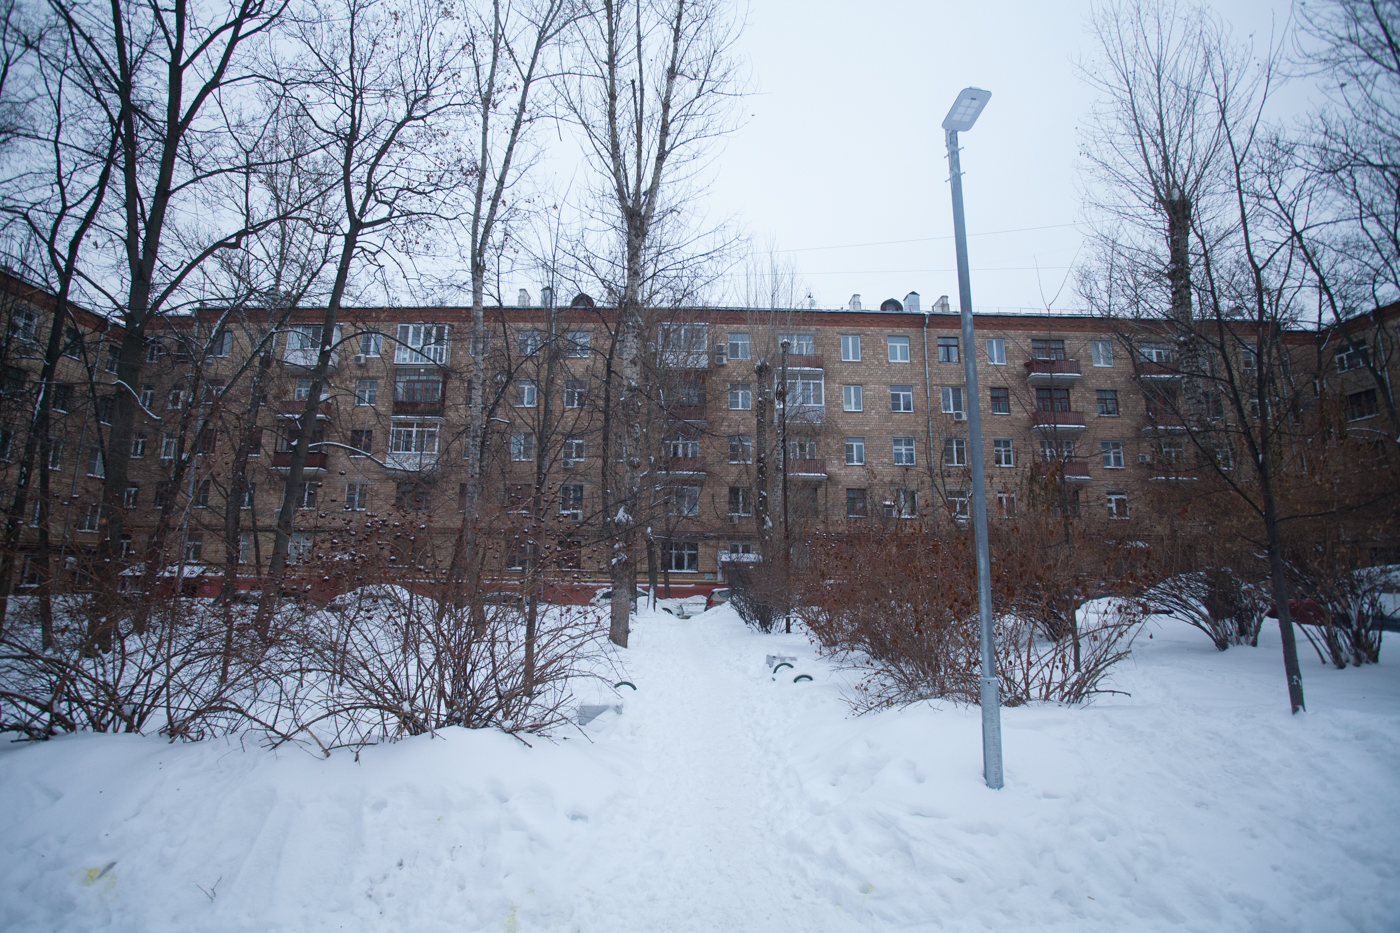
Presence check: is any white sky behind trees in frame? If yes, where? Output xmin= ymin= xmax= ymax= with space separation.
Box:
xmin=527 ymin=0 xmax=1300 ymax=313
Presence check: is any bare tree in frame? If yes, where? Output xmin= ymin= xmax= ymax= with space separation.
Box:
xmin=560 ymin=0 xmax=743 ymax=647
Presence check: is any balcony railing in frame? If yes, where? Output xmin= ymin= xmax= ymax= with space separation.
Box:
xmin=1023 ymin=359 xmax=1082 ymax=383
xmin=1031 ymin=410 xmax=1086 ymax=432
xmin=784 ymin=354 xmax=824 ymax=369
xmin=1142 ymin=413 xmax=1188 ymax=432
xmin=272 ymin=451 xmax=328 ymax=471
xmin=386 ymin=451 xmax=439 ymax=472
xmin=672 ymin=404 xmax=707 ymax=422
xmin=660 ymin=456 xmax=707 ymax=474
xmin=787 ymin=457 xmax=827 ymax=477
xmin=1032 ymin=460 xmax=1091 ymax=482
xmin=277 ymin=399 xmax=333 ymax=420
xmin=1136 ymin=360 xmax=1182 ymax=379
xmin=392 ymin=398 xmax=444 ymax=416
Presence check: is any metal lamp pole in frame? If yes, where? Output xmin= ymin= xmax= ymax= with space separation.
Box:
xmin=943 ymin=87 xmax=1003 ymax=790
xmin=779 ymin=339 xmax=791 ymax=634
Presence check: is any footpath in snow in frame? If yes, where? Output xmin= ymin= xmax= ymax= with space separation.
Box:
xmin=2 ymin=604 xmax=1399 ymax=932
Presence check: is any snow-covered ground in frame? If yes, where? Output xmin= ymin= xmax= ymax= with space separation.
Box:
xmin=2 ymin=605 xmax=1397 ymax=932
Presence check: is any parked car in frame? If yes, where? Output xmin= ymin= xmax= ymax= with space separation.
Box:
xmin=705 ymin=588 xmax=731 ymax=611
xmin=591 ymin=586 xmax=650 ymax=607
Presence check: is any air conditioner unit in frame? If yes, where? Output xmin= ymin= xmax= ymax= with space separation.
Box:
xmin=1138 ymin=453 xmax=1152 ymax=464
xmin=562 ymin=459 xmax=577 ymax=471
xmin=952 ymin=411 xmax=967 ymax=422
xmin=353 ymin=354 xmax=366 ymax=364
xmin=714 ymin=345 xmax=727 ymax=365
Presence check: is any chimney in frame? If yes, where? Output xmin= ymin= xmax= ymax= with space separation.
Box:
xmin=904 ymin=291 xmax=921 ymax=313
xmin=849 ymin=293 xmax=862 ymax=311
xmin=518 ymin=288 xmax=531 ymax=307
xmin=541 ymin=286 xmax=553 ymax=308
xmin=935 ymin=294 xmax=951 ymax=314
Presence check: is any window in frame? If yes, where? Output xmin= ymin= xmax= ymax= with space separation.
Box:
xmin=293 ymin=378 xmax=312 ymax=401
xmin=1215 ymin=443 xmax=1235 ymax=471
xmin=891 ymin=385 xmax=914 ymax=412
xmin=779 ymin=333 xmax=814 ymax=355
xmin=728 ymin=486 xmax=752 ymax=517
xmin=940 ymin=386 xmax=964 ymax=414
xmin=1139 ymin=343 xmax=1175 ymax=364
xmin=667 ymin=541 xmax=700 ymax=572
xmin=842 ymin=384 xmax=863 ymax=411
xmin=209 ymin=330 xmax=231 ymax=358
xmin=845 ymin=436 xmax=865 ymax=465
xmin=782 ymin=372 xmax=824 ymax=408
xmin=95 ymin=396 xmax=114 ymax=424
xmin=62 ymin=326 xmax=82 ymax=357
xmin=285 ymin=324 xmax=323 ymax=365
xmin=196 ymin=479 xmax=212 ymax=508
xmin=948 ymin=489 xmax=970 ymax=519
xmin=297 ymin=481 xmax=317 ymax=510
xmin=124 ymin=484 xmax=139 ymax=509
xmin=841 ymin=334 xmax=861 ymax=361
xmin=787 ymin=435 xmax=817 ymax=460
xmin=560 ymin=483 xmax=584 ymax=519
xmin=9 ymin=307 xmax=37 ymax=342
xmin=1336 ymin=342 xmax=1369 ymax=372
xmin=167 ymin=385 xmax=184 ymax=410
xmin=986 ymin=338 xmax=1006 ymax=365
xmin=1032 ymin=338 xmax=1066 ymax=360
xmin=727 ymin=333 xmax=751 ymax=360
xmin=993 ymin=438 xmax=1014 ymax=467
xmin=887 ymin=336 xmax=910 ymax=362
xmin=183 ymin=534 xmax=203 ymax=562
xmin=989 ymin=387 xmax=1010 ymax=414
xmin=510 ymin=433 xmax=535 ymax=461
xmin=395 ymin=323 xmax=449 ymax=364
xmin=1036 ymin=387 xmax=1071 ymax=412
xmin=564 ymin=379 xmax=585 ymax=408
xmin=53 ymin=384 xmax=72 ymax=412
xmin=1107 ymin=492 xmax=1129 ymax=520
xmin=846 ymin=488 xmax=867 ymax=518
xmin=1097 ymin=389 xmax=1119 ymax=416
xmin=668 ymin=433 xmax=700 ymax=458
xmin=886 ymin=489 xmax=917 ymax=519
xmin=516 ymin=380 xmax=537 ymax=408
xmin=395 ymin=367 xmax=442 ymax=406
xmin=727 ymin=542 xmax=754 ymax=556
xmin=657 ymin=323 xmax=709 ymax=367
xmin=566 ymin=331 xmax=591 ymax=357
xmin=728 ymin=434 xmax=752 ymax=463
xmin=1346 ymin=388 xmax=1379 ymax=421
xmin=1039 ymin=439 xmax=1075 ymax=462
xmin=238 ymin=535 xmax=252 ymax=565
xmin=1101 ymin=440 xmax=1124 ymax=469
xmin=728 ymin=383 xmax=752 ymax=410
xmin=105 ymin=343 xmax=122 ymax=372
xmin=559 ymin=539 xmax=583 ymax=570
xmin=241 ymin=484 xmax=255 ymax=508
xmin=154 ymin=482 xmax=173 ymax=509
xmin=355 ymin=379 xmax=378 ymax=405
xmin=1091 ymin=340 xmax=1114 ymax=367
xmin=893 ymin=436 xmax=916 ymax=466
xmin=0 ymin=428 xmax=10 ymax=461
xmin=670 ymin=486 xmax=700 ymax=517
xmin=943 ymin=437 xmax=967 ymax=467
xmin=289 ymin=532 xmax=314 ymax=563
xmin=1205 ymin=392 xmax=1225 ymax=421
xmin=563 ymin=436 xmax=585 ymax=464
xmin=86 ymin=446 xmax=104 ymax=478
xmin=1 ymin=365 xmax=24 ymax=397
xmin=145 ymin=340 xmax=162 ymax=363
xmin=937 ymin=336 xmax=959 ymax=363
xmin=517 ymin=329 xmax=542 ymax=356
xmin=48 ymin=438 xmax=62 ymax=469
xmin=349 ymin=429 xmax=372 ymax=456
xmin=358 ymin=332 xmax=383 ymax=357
xmin=395 ymin=483 xmax=430 ymax=511
xmin=344 ymin=482 xmax=368 ymax=511
xmin=997 ymin=489 xmax=1017 ymax=517
xmin=1158 ymin=439 xmax=1185 ymax=464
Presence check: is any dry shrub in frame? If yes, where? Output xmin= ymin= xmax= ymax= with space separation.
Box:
xmin=1144 ymin=570 xmax=1266 ymax=651
xmin=725 ymin=559 xmax=791 ymax=632
xmin=796 ymin=517 xmax=1152 ymax=710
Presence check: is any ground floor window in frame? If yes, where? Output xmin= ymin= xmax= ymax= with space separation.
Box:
xmin=666 ymin=541 xmax=699 ymax=572
xmin=1107 ymin=491 xmax=1129 ymax=519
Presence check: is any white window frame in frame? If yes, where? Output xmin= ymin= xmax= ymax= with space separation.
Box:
xmin=658 ymin=323 xmax=709 ymax=367
xmin=1091 ymin=340 xmax=1114 ymax=367
xmin=560 ymin=483 xmax=584 ymax=519
xmin=344 ymin=482 xmax=368 ymax=511
xmin=395 ymin=323 xmax=450 ymax=365
xmin=729 ymin=383 xmax=752 ymax=410
xmin=1107 ymin=492 xmax=1129 ymax=520
xmin=993 ymin=438 xmax=1014 ymax=467
xmin=842 ymin=384 xmax=863 ymax=412
xmin=727 ymin=333 xmax=751 ymax=360
xmin=887 ymin=335 xmax=910 ymax=362
xmin=510 ymin=432 xmax=535 ymax=461
xmin=516 ymin=380 xmax=537 ymax=408
xmin=670 ymin=486 xmax=700 ymax=517
xmin=891 ymin=385 xmax=914 ymax=413
xmin=566 ymin=330 xmax=591 ymax=358
xmin=728 ymin=434 xmax=752 ymax=463
xmin=940 ymin=385 xmax=964 ymax=414
xmin=779 ymin=333 xmax=815 ymax=355
xmin=841 ymin=334 xmax=861 ymax=361
xmin=359 ymin=332 xmax=383 ymax=357
xmin=667 ymin=541 xmax=700 ymax=572
xmin=355 ymin=379 xmax=378 ymax=406
xmin=943 ymin=437 xmax=967 ymax=467
xmin=1101 ymin=440 xmax=1124 ymax=469
xmin=845 ymin=436 xmax=865 ymax=465
xmin=986 ymin=337 xmax=1006 ymax=365
xmin=564 ymin=379 xmax=585 ymax=409
xmin=892 ymin=436 xmax=916 ymax=466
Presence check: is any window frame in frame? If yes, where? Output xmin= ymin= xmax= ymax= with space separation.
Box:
xmin=840 ymin=334 xmax=861 ymax=361
xmin=891 ymin=385 xmax=914 ymax=413
xmin=842 ymin=384 xmax=863 ymax=412
xmin=887 ymin=335 xmax=911 ymax=363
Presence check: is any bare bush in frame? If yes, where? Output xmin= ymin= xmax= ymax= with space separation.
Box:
xmin=798 ymin=521 xmax=1150 ymax=710
xmin=725 ymin=560 xmax=790 ymax=633
xmin=1145 ymin=571 xmax=1265 ymax=651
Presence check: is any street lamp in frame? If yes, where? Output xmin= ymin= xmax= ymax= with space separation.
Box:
xmin=943 ymin=86 xmax=1003 ymax=790
xmin=779 ymin=339 xmax=792 ymax=634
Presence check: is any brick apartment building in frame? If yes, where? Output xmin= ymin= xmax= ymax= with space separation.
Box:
xmin=2 ymin=271 xmax=1396 ymax=594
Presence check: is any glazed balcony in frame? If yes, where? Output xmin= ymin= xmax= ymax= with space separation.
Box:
xmin=392 ymin=398 xmax=444 ymax=417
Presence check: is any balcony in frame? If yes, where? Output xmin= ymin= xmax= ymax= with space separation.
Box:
xmin=283 ymin=347 xmax=338 ymax=371
xmin=1023 ymin=358 xmax=1082 ymax=384
xmin=386 ymin=451 xmax=439 ymax=472
xmin=271 ymin=451 xmax=328 ymax=473
xmin=1142 ymin=413 xmax=1188 ymax=433
xmin=1032 ymin=460 xmax=1092 ymax=483
xmin=392 ymin=398 xmax=444 ymax=417
xmin=784 ymin=354 xmax=824 ymax=370
xmin=777 ymin=403 xmax=826 ymax=425
xmin=277 ymin=399 xmax=333 ymax=420
xmin=787 ymin=458 xmax=827 ymax=479
xmin=659 ymin=457 xmax=707 ymax=475
xmin=1136 ymin=360 xmax=1183 ymax=380
xmin=672 ymin=404 xmax=707 ymax=422
xmin=1031 ymin=410 xmax=1086 ymax=434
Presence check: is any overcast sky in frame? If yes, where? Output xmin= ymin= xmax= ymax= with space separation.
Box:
xmin=678 ymin=0 xmax=1296 ymax=314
